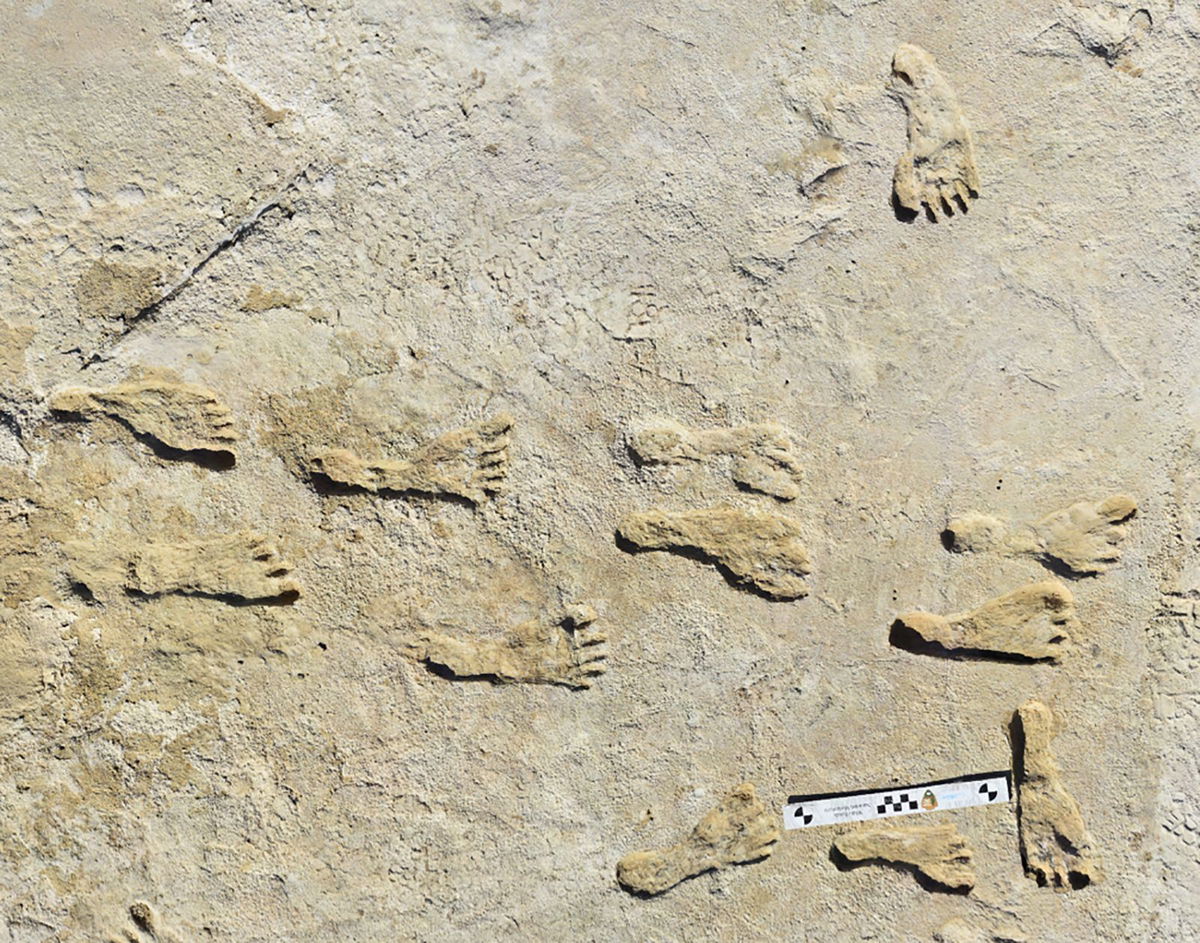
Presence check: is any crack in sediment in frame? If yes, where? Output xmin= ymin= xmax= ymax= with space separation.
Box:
xmin=83 ymin=162 xmax=319 ymax=368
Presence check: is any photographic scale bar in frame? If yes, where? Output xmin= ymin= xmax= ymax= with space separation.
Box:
xmin=783 ymin=770 xmax=1012 ymax=829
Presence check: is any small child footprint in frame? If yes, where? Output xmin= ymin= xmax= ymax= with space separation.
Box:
xmin=629 ymin=418 xmax=803 ymax=500
xmin=105 ymin=901 xmax=184 ymax=943
xmin=834 ymin=823 xmax=975 ymax=892
xmin=51 ymin=378 xmax=238 ymax=463
xmin=308 ymin=414 xmax=511 ymax=504
xmin=1012 ymin=699 xmax=1101 ymax=890
xmin=67 ymin=531 xmax=300 ymax=603
xmin=617 ymin=783 xmax=780 ymax=896
xmin=945 ymin=494 xmax=1136 ymax=576
xmin=617 ymin=506 xmax=812 ymax=600
xmin=892 ymin=580 xmax=1077 ymax=661
xmin=403 ymin=604 xmax=606 ymax=688
xmin=890 ymin=43 xmax=980 ymax=220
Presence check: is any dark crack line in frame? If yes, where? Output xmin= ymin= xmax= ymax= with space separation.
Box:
xmin=83 ymin=162 xmax=319 ymax=368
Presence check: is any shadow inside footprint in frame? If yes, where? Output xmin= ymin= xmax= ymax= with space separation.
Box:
xmin=422 ymin=659 xmax=490 ymax=683
xmin=1009 ymin=711 xmax=1032 ymax=877
xmin=619 ymin=883 xmax=670 ymax=900
xmin=888 ymin=619 xmax=1059 ymax=664
xmin=128 ymin=427 xmax=236 ymax=471
xmin=732 ymin=477 xmax=795 ymax=502
xmin=49 ymin=409 xmax=236 ymax=470
xmin=625 ymin=440 xmax=653 ymax=469
xmin=891 ymin=191 xmax=919 ymax=223
xmin=306 ymin=470 xmax=478 ymax=509
xmin=417 ymin=659 xmax=521 ymax=686
xmin=617 ymin=860 xmax=765 ymax=899
xmin=223 ymin=588 xmax=301 ymax=607
xmin=125 ymin=587 xmax=300 ymax=607
xmin=1035 ymin=553 xmax=1094 ymax=582
xmin=829 ymin=845 xmax=971 ymax=895
xmin=69 ymin=581 xmax=98 ymax=604
xmin=306 ymin=470 xmax=365 ymax=498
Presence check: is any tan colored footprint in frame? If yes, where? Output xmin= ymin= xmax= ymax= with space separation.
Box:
xmin=935 ymin=916 xmax=1027 ymax=943
xmin=308 ymin=413 xmax=512 ymax=504
xmin=67 ymin=531 xmax=300 ymax=603
xmin=834 ymin=823 xmax=975 ymax=891
xmin=403 ymin=604 xmax=605 ymax=688
xmin=1013 ymin=699 xmax=1101 ymax=890
xmin=617 ymin=783 xmax=780 ymax=896
xmin=890 ymin=43 xmax=980 ymax=219
xmin=50 ymin=378 xmax=237 ymax=459
xmin=946 ymin=494 xmax=1136 ymax=575
xmin=105 ymin=900 xmax=184 ymax=943
xmin=629 ymin=417 xmax=803 ymax=500
xmin=617 ymin=506 xmax=811 ymax=599
xmin=0 ymin=600 xmax=75 ymax=722
xmin=893 ymin=580 xmax=1077 ymax=661
xmin=1042 ymin=5 xmax=1153 ymax=72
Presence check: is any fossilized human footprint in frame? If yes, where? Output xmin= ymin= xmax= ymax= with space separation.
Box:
xmin=617 ymin=783 xmax=780 ymax=895
xmin=893 ymin=580 xmax=1076 ymax=661
xmin=890 ymin=43 xmax=980 ymax=219
xmin=308 ymin=414 xmax=512 ymax=504
xmin=403 ymin=604 xmax=606 ymax=688
xmin=629 ymin=417 xmax=803 ymax=500
xmin=934 ymin=916 xmax=1027 ymax=943
xmin=1012 ymin=699 xmax=1100 ymax=890
xmin=1024 ymin=3 xmax=1152 ymax=72
xmin=834 ymin=823 xmax=975 ymax=891
xmin=945 ymin=494 xmax=1136 ymax=575
xmin=105 ymin=901 xmax=185 ymax=943
xmin=1069 ymin=5 xmax=1152 ymax=67
xmin=67 ymin=531 xmax=300 ymax=603
xmin=617 ymin=506 xmax=812 ymax=599
xmin=50 ymin=378 xmax=238 ymax=459
xmin=0 ymin=599 xmax=75 ymax=721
